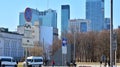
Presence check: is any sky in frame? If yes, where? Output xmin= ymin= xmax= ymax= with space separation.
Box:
xmin=0 ymin=0 xmax=119 ymax=32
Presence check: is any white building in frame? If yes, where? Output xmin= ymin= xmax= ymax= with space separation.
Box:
xmin=69 ymin=19 xmax=91 ymax=33
xmin=0 ymin=28 xmax=24 ymax=60
xmin=17 ymin=21 xmax=55 ymax=47
xmin=17 ymin=22 xmax=55 ymax=59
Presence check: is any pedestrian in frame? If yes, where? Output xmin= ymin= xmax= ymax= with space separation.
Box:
xmin=104 ymin=60 xmax=107 ymax=67
xmin=108 ymin=60 xmax=110 ymax=66
xmin=100 ymin=61 xmax=102 ymax=67
xmin=0 ymin=59 xmax=1 ymax=67
xmin=52 ymin=60 xmax=55 ymax=67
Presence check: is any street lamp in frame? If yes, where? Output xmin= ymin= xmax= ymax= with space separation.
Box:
xmin=110 ymin=0 xmax=113 ymax=67
xmin=74 ymin=30 xmax=76 ymax=62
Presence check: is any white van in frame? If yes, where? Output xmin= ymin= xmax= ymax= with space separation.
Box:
xmin=0 ymin=56 xmax=17 ymax=67
xmin=23 ymin=56 xmax=43 ymax=67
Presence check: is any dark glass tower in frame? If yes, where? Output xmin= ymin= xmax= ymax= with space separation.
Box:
xmin=86 ymin=0 xmax=104 ymax=31
xmin=61 ymin=5 xmax=70 ymax=37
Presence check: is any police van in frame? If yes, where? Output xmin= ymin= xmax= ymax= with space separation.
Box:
xmin=23 ymin=56 xmax=43 ymax=67
xmin=0 ymin=56 xmax=17 ymax=67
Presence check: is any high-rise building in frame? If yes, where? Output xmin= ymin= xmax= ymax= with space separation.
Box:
xmin=118 ymin=26 xmax=120 ymax=29
xmin=19 ymin=8 xmax=57 ymax=29
xmin=69 ymin=19 xmax=90 ymax=33
xmin=104 ymin=18 xmax=110 ymax=30
xmin=86 ymin=0 xmax=104 ymax=31
xmin=61 ymin=5 xmax=70 ymax=36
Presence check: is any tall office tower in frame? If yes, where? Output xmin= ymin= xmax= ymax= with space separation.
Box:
xmin=19 ymin=8 xmax=57 ymax=29
xmin=104 ymin=18 xmax=110 ymax=30
xmin=118 ymin=26 xmax=120 ymax=29
xmin=86 ymin=0 xmax=104 ymax=31
xmin=61 ymin=5 xmax=70 ymax=37
xmin=69 ymin=19 xmax=90 ymax=33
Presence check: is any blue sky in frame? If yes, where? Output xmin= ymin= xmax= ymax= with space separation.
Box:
xmin=0 ymin=0 xmax=119 ymax=32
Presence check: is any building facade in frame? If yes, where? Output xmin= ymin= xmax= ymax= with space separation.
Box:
xmin=0 ymin=28 xmax=24 ymax=60
xmin=86 ymin=0 xmax=104 ymax=31
xmin=69 ymin=19 xmax=90 ymax=33
xmin=61 ymin=5 xmax=70 ymax=36
xmin=104 ymin=18 xmax=110 ymax=30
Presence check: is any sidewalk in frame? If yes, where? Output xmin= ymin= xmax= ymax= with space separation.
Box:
xmin=76 ymin=62 xmax=120 ymax=67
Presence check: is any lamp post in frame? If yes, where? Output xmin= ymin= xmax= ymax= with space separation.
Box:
xmin=110 ymin=0 xmax=113 ymax=67
xmin=73 ymin=30 xmax=76 ymax=62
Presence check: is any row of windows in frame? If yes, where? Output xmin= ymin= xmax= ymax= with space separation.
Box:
xmin=4 ymin=49 xmax=23 ymax=57
xmin=27 ymin=59 xmax=43 ymax=62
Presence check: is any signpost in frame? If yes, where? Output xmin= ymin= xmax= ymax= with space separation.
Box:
xmin=62 ymin=38 xmax=67 ymax=66
xmin=22 ymin=7 xmax=33 ymax=58
xmin=62 ymin=38 xmax=67 ymax=54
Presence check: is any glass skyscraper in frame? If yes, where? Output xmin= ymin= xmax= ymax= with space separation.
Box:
xmin=19 ymin=8 xmax=57 ymax=28
xmin=86 ymin=0 xmax=104 ymax=31
xmin=61 ymin=5 xmax=70 ymax=36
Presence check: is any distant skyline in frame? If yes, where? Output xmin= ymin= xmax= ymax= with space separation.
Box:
xmin=0 ymin=0 xmax=119 ymax=32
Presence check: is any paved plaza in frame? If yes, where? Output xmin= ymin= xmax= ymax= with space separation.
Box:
xmin=77 ymin=62 xmax=120 ymax=67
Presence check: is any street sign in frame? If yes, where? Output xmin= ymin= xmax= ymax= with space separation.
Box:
xmin=22 ymin=23 xmax=33 ymax=47
xmin=112 ymin=40 xmax=117 ymax=50
xmin=22 ymin=37 xmax=34 ymax=47
xmin=112 ymin=32 xmax=117 ymax=50
xmin=62 ymin=38 xmax=67 ymax=54
xmin=24 ymin=7 xmax=32 ymax=22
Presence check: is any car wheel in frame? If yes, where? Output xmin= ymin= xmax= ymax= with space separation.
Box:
xmin=39 ymin=64 xmax=41 ymax=67
xmin=15 ymin=65 xmax=17 ymax=67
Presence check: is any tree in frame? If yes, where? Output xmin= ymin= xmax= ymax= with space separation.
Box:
xmin=28 ymin=41 xmax=43 ymax=56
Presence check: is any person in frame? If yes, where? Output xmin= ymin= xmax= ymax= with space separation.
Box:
xmin=104 ymin=60 xmax=107 ymax=67
xmin=108 ymin=60 xmax=110 ymax=66
xmin=52 ymin=60 xmax=55 ymax=67
xmin=100 ymin=61 xmax=102 ymax=67
xmin=0 ymin=59 xmax=1 ymax=66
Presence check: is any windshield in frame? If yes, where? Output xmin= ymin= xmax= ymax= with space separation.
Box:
xmin=1 ymin=58 xmax=12 ymax=62
xmin=27 ymin=59 xmax=33 ymax=62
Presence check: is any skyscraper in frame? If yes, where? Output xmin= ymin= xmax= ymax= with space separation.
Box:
xmin=19 ymin=8 xmax=57 ymax=29
xmin=61 ymin=5 xmax=70 ymax=36
xmin=118 ymin=26 xmax=120 ymax=29
xmin=86 ymin=0 xmax=104 ymax=31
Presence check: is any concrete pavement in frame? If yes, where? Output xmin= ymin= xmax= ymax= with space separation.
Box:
xmin=76 ymin=62 xmax=120 ymax=67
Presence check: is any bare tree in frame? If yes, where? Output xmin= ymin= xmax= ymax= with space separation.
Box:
xmin=28 ymin=42 xmax=43 ymax=56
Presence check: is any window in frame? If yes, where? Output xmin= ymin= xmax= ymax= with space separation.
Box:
xmin=34 ymin=59 xmax=43 ymax=62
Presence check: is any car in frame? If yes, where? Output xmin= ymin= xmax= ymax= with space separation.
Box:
xmin=23 ymin=56 xmax=43 ymax=67
xmin=0 ymin=56 xmax=17 ymax=67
